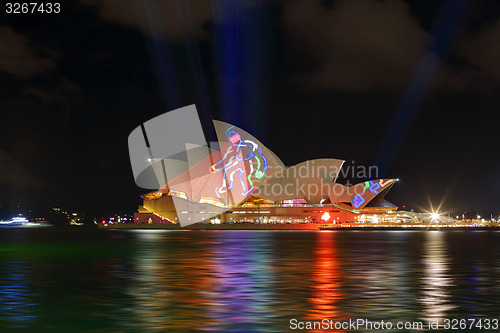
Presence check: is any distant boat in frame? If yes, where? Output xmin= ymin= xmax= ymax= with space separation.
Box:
xmin=0 ymin=216 xmax=51 ymax=228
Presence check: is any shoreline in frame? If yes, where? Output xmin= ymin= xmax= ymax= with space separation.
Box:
xmin=98 ymin=223 xmax=500 ymax=231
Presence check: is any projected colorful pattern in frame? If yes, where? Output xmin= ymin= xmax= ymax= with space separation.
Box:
xmin=352 ymin=180 xmax=384 ymax=208
xmin=367 ymin=181 xmax=381 ymax=194
xmin=211 ymin=127 xmax=269 ymax=199
xmin=352 ymin=194 xmax=365 ymax=208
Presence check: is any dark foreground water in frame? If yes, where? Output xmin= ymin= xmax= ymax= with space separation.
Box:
xmin=1 ymin=229 xmax=500 ymax=332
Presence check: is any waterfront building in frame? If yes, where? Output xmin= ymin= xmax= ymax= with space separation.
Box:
xmin=133 ymin=119 xmax=399 ymax=226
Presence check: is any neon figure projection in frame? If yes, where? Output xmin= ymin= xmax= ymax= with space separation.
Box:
xmin=210 ymin=127 xmax=269 ymax=199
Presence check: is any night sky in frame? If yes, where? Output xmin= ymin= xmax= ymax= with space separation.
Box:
xmin=1 ymin=0 xmax=499 ymax=216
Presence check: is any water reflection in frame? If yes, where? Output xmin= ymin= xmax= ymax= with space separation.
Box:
xmin=0 ymin=260 xmax=37 ymax=327
xmin=207 ymin=231 xmax=275 ymax=332
xmin=127 ymin=244 xmax=171 ymax=331
xmin=420 ymin=231 xmax=455 ymax=324
xmin=1 ymin=230 xmax=500 ymax=332
xmin=112 ymin=231 xmax=278 ymax=332
xmin=121 ymin=230 xmax=217 ymax=331
xmin=307 ymin=232 xmax=343 ymax=332
xmin=387 ymin=232 xmax=420 ymax=322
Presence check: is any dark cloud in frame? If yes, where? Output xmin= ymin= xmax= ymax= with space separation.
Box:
xmin=0 ymin=150 xmax=49 ymax=187
xmin=22 ymin=78 xmax=82 ymax=105
xmin=282 ymin=0 xmax=428 ymax=92
xmin=82 ymin=0 xmax=213 ymax=40
xmin=0 ymin=27 xmax=55 ymax=76
xmin=458 ymin=19 xmax=500 ymax=84
xmin=280 ymin=0 xmax=500 ymax=95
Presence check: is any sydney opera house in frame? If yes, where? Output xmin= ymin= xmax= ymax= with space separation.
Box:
xmin=130 ymin=106 xmax=398 ymax=227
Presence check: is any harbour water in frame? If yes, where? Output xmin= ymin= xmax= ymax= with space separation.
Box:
xmin=1 ymin=229 xmax=499 ymax=332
